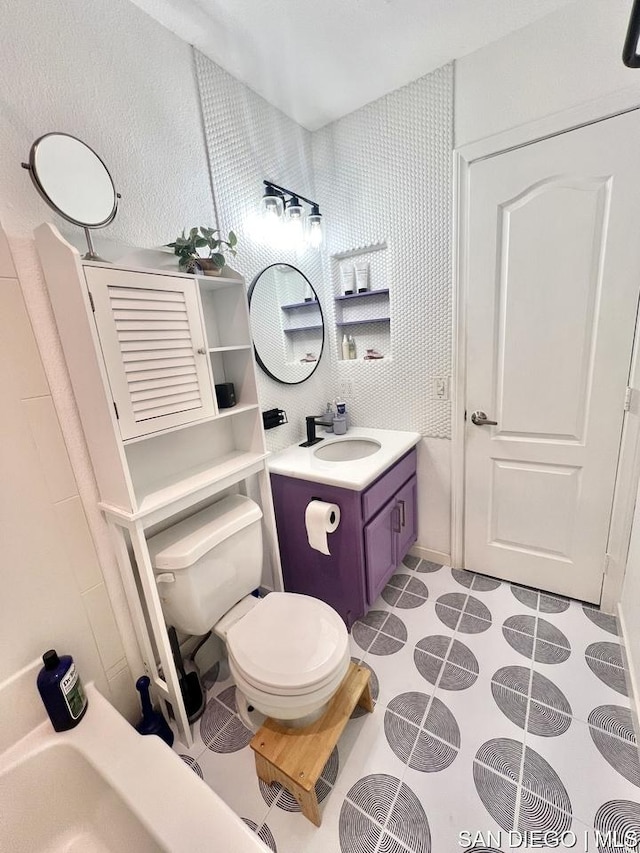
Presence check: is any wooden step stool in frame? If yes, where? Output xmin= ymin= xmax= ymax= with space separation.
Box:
xmin=250 ymin=662 xmax=374 ymax=826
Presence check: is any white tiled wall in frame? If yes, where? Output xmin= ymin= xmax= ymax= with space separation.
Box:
xmin=195 ymin=55 xmax=454 ymax=556
xmin=195 ymin=52 xmax=333 ymax=453
xmin=0 ymin=225 xmax=137 ymax=720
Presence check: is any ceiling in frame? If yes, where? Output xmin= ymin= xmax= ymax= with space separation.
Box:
xmin=131 ymin=0 xmax=573 ymax=130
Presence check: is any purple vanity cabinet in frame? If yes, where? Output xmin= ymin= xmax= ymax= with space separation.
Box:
xmin=270 ymin=448 xmax=417 ymax=628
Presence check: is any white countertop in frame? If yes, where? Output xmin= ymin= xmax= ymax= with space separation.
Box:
xmin=268 ymin=427 xmax=421 ymax=490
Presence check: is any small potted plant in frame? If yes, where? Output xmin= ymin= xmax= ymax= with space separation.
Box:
xmin=165 ymin=226 xmax=238 ymax=275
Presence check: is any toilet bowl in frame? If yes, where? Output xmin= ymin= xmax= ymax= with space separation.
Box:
xmin=147 ymin=495 xmax=349 ymax=727
xmin=221 ymin=591 xmax=350 ymax=725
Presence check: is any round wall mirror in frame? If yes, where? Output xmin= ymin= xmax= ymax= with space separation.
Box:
xmin=249 ymin=264 xmax=324 ymax=385
xmin=22 ymin=133 xmax=119 ymax=259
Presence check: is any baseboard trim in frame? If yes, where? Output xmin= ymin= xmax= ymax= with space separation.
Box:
xmin=617 ymin=603 xmax=640 ymax=742
xmin=409 ymin=545 xmax=451 ymax=567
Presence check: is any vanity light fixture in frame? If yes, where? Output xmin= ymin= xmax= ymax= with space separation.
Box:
xmin=259 ymin=180 xmax=324 ymax=249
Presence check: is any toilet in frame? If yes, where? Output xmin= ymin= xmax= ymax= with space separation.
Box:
xmin=147 ymin=494 xmax=350 ymax=728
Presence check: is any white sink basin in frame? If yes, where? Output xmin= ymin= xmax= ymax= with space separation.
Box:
xmin=269 ymin=427 xmax=421 ymax=490
xmin=314 ymin=438 xmax=381 ymax=462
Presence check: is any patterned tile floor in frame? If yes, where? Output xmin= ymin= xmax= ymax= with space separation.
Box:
xmin=173 ymin=559 xmax=640 ymax=852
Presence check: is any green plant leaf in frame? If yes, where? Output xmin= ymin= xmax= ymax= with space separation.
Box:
xmin=194 ymin=237 xmax=207 ymax=248
xmin=228 ymin=231 xmax=237 ymax=247
xmin=210 ymin=253 xmax=225 ymax=268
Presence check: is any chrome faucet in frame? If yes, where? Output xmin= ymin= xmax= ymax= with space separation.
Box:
xmin=300 ymin=414 xmax=334 ymax=447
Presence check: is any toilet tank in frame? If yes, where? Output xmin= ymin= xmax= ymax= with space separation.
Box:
xmin=147 ymin=495 xmax=264 ymax=636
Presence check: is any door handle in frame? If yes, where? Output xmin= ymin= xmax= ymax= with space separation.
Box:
xmin=398 ymin=499 xmax=406 ymax=528
xmin=471 ymin=410 xmax=498 ymax=426
xmin=392 ymin=506 xmax=402 ymax=534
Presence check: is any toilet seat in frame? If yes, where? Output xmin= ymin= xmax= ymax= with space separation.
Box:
xmin=226 ymin=592 xmax=349 ymax=697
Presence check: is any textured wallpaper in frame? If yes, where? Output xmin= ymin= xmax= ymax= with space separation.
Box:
xmin=195 ymin=52 xmax=453 ymax=448
xmin=195 ymin=52 xmax=332 ymax=452
xmin=313 ymin=65 xmax=453 ymax=438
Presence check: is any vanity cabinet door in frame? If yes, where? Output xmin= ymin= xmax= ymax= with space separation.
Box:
xmin=86 ymin=267 xmax=215 ymax=440
xmin=395 ymin=475 xmax=418 ymax=564
xmin=364 ymin=496 xmax=400 ymax=605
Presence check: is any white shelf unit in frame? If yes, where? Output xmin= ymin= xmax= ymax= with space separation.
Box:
xmin=35 ymin=224 xmax=283 ymax=747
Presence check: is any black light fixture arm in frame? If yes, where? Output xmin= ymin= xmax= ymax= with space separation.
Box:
xmin=263 ymin=180 xmax=320 ymax=210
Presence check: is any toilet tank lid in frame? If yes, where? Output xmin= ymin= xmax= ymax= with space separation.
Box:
xmin=148 ymin=495 xmax=263 ymax=571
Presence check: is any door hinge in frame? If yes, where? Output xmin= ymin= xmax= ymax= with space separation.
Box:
xmin=604 ymin=553 xmax=611 ymax=576
xmin=88 ymin=291 xmax=95 ymax=312
xmin=113 ymin=401 xmax=119 ymax=420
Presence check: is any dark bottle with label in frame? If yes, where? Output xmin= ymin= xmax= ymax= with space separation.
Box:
xmin=37 ymin=649 xmax=88 ymax=731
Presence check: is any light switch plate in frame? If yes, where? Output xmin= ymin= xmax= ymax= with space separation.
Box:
xmin=433 ymin=377 xmax=449 ymax=400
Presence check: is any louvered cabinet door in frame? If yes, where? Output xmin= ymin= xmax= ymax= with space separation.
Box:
xmin=85 ymin=268 xmax=215 ymax=440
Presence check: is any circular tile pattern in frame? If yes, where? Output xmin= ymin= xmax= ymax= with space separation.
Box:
xmin=502 ymin=616 xmax=571 ymax=664
xmin=381 ymin=573 xmax=429 ymax=609
xmin=539 ymin=593 xmax=570 ymax=614
xmin=435 ymin=593 xmax=492 ymax=634
xmin=589 ymin=706 xmax=640 ymax=787
xmin=179 ymin=755 xmax=203 ymax=778
xmin=384 ymin=691 xmax=460 ymax=772
xmin=339 ymin=774 xmax=431 ymax=853
xmin=594 ymin=801 xmax=640 ymax=853
xmin=511 ymin=585 xmax=538 ymax=610
xmin=585 ymin=643 xmax=627 ymax=695
xmin=452 ymin=569 xmax=500 ymax=591
xmin=200 ymin=686 xmax=253 ymax=753
xmin=491 ymin=666 xmax=571 ymax=736
xmin=259 ymin=747 xmax=338 ymax=811
xmin=414 ymin=635 xmax=479 ymax=691
xmin=415 ymin=560 xmax=443 ymax=573
xmin=350 ymin=658 xmax=379 ymax=718
xmin=352 ymin=610 xmax=408 ymax=656
xmin=242 ymin=819 xmax=277 ymax=852
xmin=583 ymin=606 xmax=618 ymax=636
xmin=474 ymin=738 xmax=571 ymax=832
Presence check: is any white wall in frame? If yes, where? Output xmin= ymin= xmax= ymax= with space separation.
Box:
xmin=194 ymin=53 xmax=332 ymax=453
xmin=194 ymin=56 xmax=454 ymax=557
xmin=312 ymin=66 xmax=454 ymax=558
xmin=455 ymin=0 xmax=640 ymax=146
xmin=0 ymin=0 xmax=215 ymax=716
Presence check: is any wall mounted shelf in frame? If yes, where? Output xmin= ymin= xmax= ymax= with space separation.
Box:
xmin=335 ymin=289 xmax=389 ymax=303
xmin=283 ymin=324 xmax=323 ymax=334
xmin=280 ymin=300 xmax=320 ymax=311
xmin=336 ymin=318 xmax=390 ymax=328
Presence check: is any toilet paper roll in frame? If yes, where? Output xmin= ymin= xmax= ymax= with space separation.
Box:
xmin=305 ymin=500 xmax=341 ymax=556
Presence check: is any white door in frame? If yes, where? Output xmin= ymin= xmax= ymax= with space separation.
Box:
xmin=464 ymin=109 xmax=640 ymax=604
xmin=86 ymin=267 xmax=215 ymax=440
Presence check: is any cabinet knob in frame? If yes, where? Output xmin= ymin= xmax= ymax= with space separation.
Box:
xmin=196 ymin=347 xmax=207 ymax=355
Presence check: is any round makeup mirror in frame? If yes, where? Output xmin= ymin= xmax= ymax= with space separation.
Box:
xmin=249 ymin=264 xmax=324 ymax=385
xmin=22 ymin=133 xmax=119 ymax=260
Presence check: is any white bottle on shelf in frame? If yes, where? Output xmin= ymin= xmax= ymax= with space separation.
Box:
xmin=342 ymin=334 xmax=350 ymax=360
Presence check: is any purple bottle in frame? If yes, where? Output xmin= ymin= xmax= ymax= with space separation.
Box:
xmin=37 ymin=649 xmax=88 ymax=731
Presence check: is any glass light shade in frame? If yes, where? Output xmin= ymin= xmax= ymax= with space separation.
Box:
xmin=306 ymin=211 xmax=324 ymax=248
xmin=285 ymin=200 xmax=305 ymax=251
xmin=261 ymin=188 xmax=284 ymax=218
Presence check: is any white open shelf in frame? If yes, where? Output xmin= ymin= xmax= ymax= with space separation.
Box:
xmin=209 ymin=344 xmax=252 ymax=353
xmin=129 ymin=450 xmax=268 ymax=517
